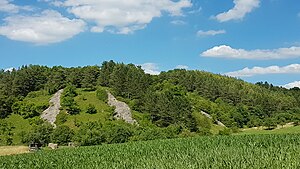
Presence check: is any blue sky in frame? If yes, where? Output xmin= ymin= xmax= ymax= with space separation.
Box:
xmin=0 ymin=0 xmax=300 ymax=87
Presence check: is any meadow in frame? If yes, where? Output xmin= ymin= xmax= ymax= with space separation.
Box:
xmin=61 ymin=88 xmax=113 ymax=129
xmin=1 ymin=134 xmax=299 ymax=169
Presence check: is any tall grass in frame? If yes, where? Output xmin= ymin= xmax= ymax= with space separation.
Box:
xmin=1 ymin=134 xmax=300 ymax=169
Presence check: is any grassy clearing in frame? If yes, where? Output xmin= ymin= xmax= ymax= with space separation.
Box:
xmin=0 ymin=146 xmax=29 ymax=156
xmin=63 ymin=89 xmax=113 ymax=129
xmin=2 ymin=114 xmax=31 ymax=145
xmin=236 ymin=125 xmax=300 ymax=135
xmin=2 ymin=91 xmax=51 ymax=145
xmin=23 ymin=90 xmax=51 ymax=108
xmin=1 ymin=134 xmax=299 ymax=168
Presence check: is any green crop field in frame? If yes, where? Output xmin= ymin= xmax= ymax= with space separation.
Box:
xmin=1 ymin=134 xmax=300 ymax=169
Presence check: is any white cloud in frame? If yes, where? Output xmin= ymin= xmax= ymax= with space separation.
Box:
xmin=201 ymin=45 xmax=300 ymax=60
xmin=215 ymin=0 xmax=260 ymax=22
xmin=298 ymin=12 xmax=300 ymax=18
xmin=175 ymin=65 xmax=189 ymax=69
xmin=141 ymin=63 xmax=160 ymax=75
xmin=188 ymin=6 xmax=202 ymax=14
xmin=283 ymin=81 xmax=300 ymax=89
xmin=40 ymin=0 xmax=64 ymax=7
xmin=0 ymin=10 xmax=86 ymax=44
xmin=60 ymin=0 xmax=192 ymax=34
xmin=0 ymin=0 xmax=19 ymax=13
xmin=225 ymin=64 xmax=300 ymax=77
xmin=0 ymin=0 xmax=32 ymax=13
xmin=197 ymin=30 xmax=226 ymax=36
xmin=170 ymin=20 xmax=186 ymax=25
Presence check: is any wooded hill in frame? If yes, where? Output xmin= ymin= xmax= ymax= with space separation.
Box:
xmin=0 ymin=60 xmax=300 ymax=146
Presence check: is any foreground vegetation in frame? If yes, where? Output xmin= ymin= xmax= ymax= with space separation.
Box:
xmin=1 ymin=134 xmax=299 ymax=169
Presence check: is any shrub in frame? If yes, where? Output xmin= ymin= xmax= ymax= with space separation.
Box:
xmin=66 ymin=105 xmax=80 ymax=115
xmin=218 ymin=128 xmax=232 ymax=135
xmin=264 ymin=118 xmax=277 ymax=130
xmin=11 ymin=102 xmax=40 ymax=119
xmin=75 ymin=121 xmax=104 ymax=146
xmin=56 ymin=112 xmax=68 ymax=125
xmin=0 ymin=121 xmax=14 ymax=145
xmin=102 ymin=122 xmax=133 ymax=144
xmin=51 ymin=125 xmax=74 ymax=145
xmin=29 ymin=116 xmax=44 ymax=126
xmin=96 ymin=88 xmax=108 ymax=102
xmin=86 ymin=104 xmax=97 ymax=114
xmin=63 ymin=85 xmax=78 ymax=97
xmin=61 ymin=96 xmax=75 ymax=108
xmin=23 ymin=122 xmax=54 ymax=145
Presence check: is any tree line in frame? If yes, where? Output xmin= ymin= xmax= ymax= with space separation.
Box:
xmin=1 ymin=60 xmax=300 ymax=131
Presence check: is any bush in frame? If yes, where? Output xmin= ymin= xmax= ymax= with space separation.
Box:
xmin=29 ymin=116 xmax=44 ymax=126
xmin=56 ymin=112 xmax=68 ymax=125
xmin=197 ymin=128 xmax=213 ymax=136
xmin=66 ymin=105 xmax=81 ymax=115
xmin=63 ymin=85 xmax=78 ymax=97
xmin=96 ymin=88 xmax=108 ymax=102
xmin=0 ymin=121 xmax=14 ymax=145
xmin=22 ymin=122 xmax=54 ymax=145
xmin=131 ymin=125 xmax=180 ymax=141
xmin=51 ymin=125 xmax=74 ymax=145
xmin=131 ymin=127 xmax=166 ymax=141
xmin=264 ymin=118 xmax=277 ymax=130
xmin=75 ymin=121 xmax=134 ymax=146
xmin=61 ymin=85 xmax=81 ymax=115
xmin=75 ymin=121 xmax=104 ymax=146
xmin=86 ymin=104 xmax=97 ymax=114
xmin=61 ymin=96 xmax=75 ymax=108
xmin=102 ymin=122 xmax=133 ymax=144
xmin=218 ymin=128 xmax=232 ymax=135
xmin=12 ymin=102 xmax=40 ymax=119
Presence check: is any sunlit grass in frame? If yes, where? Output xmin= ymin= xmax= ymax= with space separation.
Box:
xmin=236 ymin=125 xmax=300 ymax=135
xmin=63 ymin=89 xmax=113 ymax=129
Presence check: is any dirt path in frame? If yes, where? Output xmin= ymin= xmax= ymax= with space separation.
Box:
xmin=0 ymin=146 xmax=29 ymax=156
xmin=241 ymin=122 xmax=295 ymax=131
xmin=41 ymin=89 xmax=64 ymax=128
xmin=200 ymin=111 xmax=226 ymax=127
xmin=107 ymin=92 xmax=137 ymax=125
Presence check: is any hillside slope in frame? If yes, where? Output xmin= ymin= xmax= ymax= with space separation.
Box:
xmin=1 ymin=61 xmax=300 ymax=146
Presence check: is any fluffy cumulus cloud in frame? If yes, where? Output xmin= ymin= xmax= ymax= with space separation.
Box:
xmin=0 ymin=0 xmax=31 ymax=13
xmin=175 ymin=65 xmax=189 ymax=69
xmin=215 ymin=0 xmax=260 ymax=22
xmin=201 ymin=45 xmax=300 ymax=60
xmin=141 ymin=63 xmax=160 ymax=75
xmin=58 ymin=0 xmax=192 ymax=34
xmin=0 ymin=10 xmax=86 ymax=44
xmin=197 ymin=30 xmax=226 ymax=36
xmin=283 ymin=81 xmax=300 ymax=89
xmin=225 ymin=64 xmax=300 ymax=77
